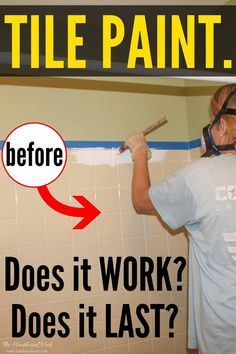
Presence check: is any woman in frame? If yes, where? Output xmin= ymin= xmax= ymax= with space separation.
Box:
xmin=125 ymin=84 xmax=236 ymax=354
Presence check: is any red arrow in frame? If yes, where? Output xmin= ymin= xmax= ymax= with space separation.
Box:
xmin=38 ymin=185 xmax=101 ymax=229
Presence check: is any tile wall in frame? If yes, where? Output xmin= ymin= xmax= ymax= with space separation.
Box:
xmin=0 ymin=148 xmax=199 ymax=354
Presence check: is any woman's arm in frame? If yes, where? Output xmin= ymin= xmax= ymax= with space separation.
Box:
xmin=125 ymin=132 xmax=156 ymax=215
xmin=132 ymin=149 xmax=156 ymax=214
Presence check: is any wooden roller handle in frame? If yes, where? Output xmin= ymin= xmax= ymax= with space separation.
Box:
xmin=119 ymin=116 xmax=168 ymax=153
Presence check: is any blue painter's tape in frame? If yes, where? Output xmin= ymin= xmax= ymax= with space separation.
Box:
xmin=148 ymin=141 xmax=189 ymax=150
xmin=189 ymin=138 xmax=201 ymax=149
xmin=0 ymin=139 xmax=201 ymax=150
xmin=65 ymin=141 xmax=123 ymax=149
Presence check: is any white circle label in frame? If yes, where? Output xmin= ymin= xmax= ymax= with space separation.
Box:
xmin=2 ymin=122 xmax=67 ymax=188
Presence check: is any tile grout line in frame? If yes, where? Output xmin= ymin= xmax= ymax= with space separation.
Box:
xmin=67 ymin=154 xmax=80 ymax=354
xmin=91 ymin=149 xmax=105 ymax=354
xmin=116 ymin=156 xmax=132 ymax=354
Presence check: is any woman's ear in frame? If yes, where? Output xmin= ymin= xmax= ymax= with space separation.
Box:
xmin=211 ymin=119 xmax=227 ymax=145
xmin=219 ymin=118 xmax=228 ymax=138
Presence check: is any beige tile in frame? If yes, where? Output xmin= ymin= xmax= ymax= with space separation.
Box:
xmin=146 ymin=237 xmax=168 ymax=258
xmin=73 ymin=267 xmax=102 ymax=297
xmin=45 ymin=216 xmax=72 ymax=244
xmin=97 ymin=214 xmax=121 ymax=241
xmin=155 ymin=235 xmax=188 ymax=290
xmin=173 ymin=150 xmax=190 ymax=161
xmin=16 ymin=189 xmax=44 ymax=218
xmin=121 ymin=213 xmax=144 ymax=239
xmin=126 ymin=311 xmax=151 ymax=342
xmin=125 ymin=291 xmax=149 ymax=308
xmin=190 ymin=148 xmax=202 ymax=160
xmin=129 ymin=340 xmax=153 ymax=354
xmin=172 ymin=282 xmax=188 ymax=308
xmin=0 ymin=219 xmax=18 ymax=248
xmin=101 ymin=291 xmax=126 ymax=320
xmin=149 ymin=162 xmax=163 ymax=184
xmin=26 ymin=301 xmax=50 ymax=314
xmin=2 ymin=336 xmax=53 ymax=353
xmin=0 ymin=191 xmax=16 ymax=219
xmin=123 ymin=238 xmax=146 ymax=258
xmin=175 ymin=307 xmax=188 ymax=334
xmin=164 ymin=235 xmax=189 ymax=286
xmin=49 ymin=166 xmax=69 ymax=190
xmin=170 ymin=261 xmax=188 ymax=286
xmin=98 ymin=251 xmax=124 ymax=293
xmin=19 ymin=245 xmax=47 ymax=267
xmin=118 ymin=164 xmax=133 ymax=188
xmin=149 ymin=290 xmax=172 ymax=305
xmin=162 ymin=151 xmax=175 ymax=160
xmin=18 ymin=246 xmax=49 ymax=304
xmin=47 ymin=243 xmax=73 ymax=272
xmin=103 ymin=318 xmax=129 ymax=348
xmin=175 ymin=333 xmax=190 ymax=354
xmin=72 ymin=217 xmax=97 ymax=243
xmin=69 ymin=188 xmax=98 ymax=231
xmin=48 ymin=298 xmax=77 ymax=327
xmin=105 ymin=344 xmax=129 ymax=354
xmin=76 ymin=294 xmax=103 ymax=322
xmin=85 ymin=350 xmax=105 ymax=354
xmin=73 ymin=241 xmax=99 ymax=270
xmin=69 ymin=163 xmax=94 ymax=189
xmin=0 ymin=277 xmax=21 ymax=308
xmin=45 ymin=189 xmax=70 ymax=217
xmin=78 ymin=321 xmax=104 ymax=353
xmin=94 ymin=165 xmax=118 ymax=188
xmin=98 ymin=240 xmax=123 ymax=258
xmin=167 ymin=233 xmax=188 ymax=258
xmin=150 ymin=307 xmax=171 ymax=337
xmin=144 ymin=215 xmax=167 ymax=237
xmin=160 ymin=307 xmax=185 ymax=339
xmin=15 ymin=182 xmax=27 ymax=192
xmin=0 ymin=166 xmax=15 ymax=191
xmin=67 ymin=151 xmax=79 ymax=164
xmin=1 ymin=338 xmax=14 ymax=352
xmin=0 ymin=248 xmax=18 ymax=279
xmin=153 ymin=336 xmax=175 ymax=354
xmin=18 ymin=217 xmax=45 ymax=247
xmin=0 ymin=307 xmax=12 ymax=337
xmin=47 ymin=271 xmax=74 ymax=301
xmin=49 ymin=325 xmax=78 ymax=354
xmin=71 ymin=189 xmax=96 ymax=205
xmin=119 ymin=188 xmax=135 ymax=213
xmin=96 ymin=188 xmax=120 ymax=214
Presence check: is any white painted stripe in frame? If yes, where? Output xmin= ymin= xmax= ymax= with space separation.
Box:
xmin=227 ymin=246 xmax=236 ymax=253
xmin=232 ymin=255 xmax=236 ymax=262
xmin=223 ymin=233 xmax=236 ymax=242
xmin=68 ymin=148 xmax=186 ymax=166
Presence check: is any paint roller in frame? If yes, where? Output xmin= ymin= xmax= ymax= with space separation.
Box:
xmin=118 ymin=116 xmax=168 ymax=153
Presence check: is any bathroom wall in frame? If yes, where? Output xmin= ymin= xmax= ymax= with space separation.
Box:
xmin=0 ymin=77 xmax=188 ymax=143
xmin=0 ymin=77 xmax=219 ymax=354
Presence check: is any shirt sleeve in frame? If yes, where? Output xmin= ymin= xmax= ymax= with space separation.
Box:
xmin=149 ymin=171 xmax=198 ymax=230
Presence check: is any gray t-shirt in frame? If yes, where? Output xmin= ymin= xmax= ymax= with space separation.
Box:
xmin=149 ymin=154 xmax=236 ymax=354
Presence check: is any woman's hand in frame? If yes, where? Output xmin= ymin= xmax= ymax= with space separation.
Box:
xmin=125 ymin=132 xmax=152 ymax=161
xmin=125 ymin=132 xmax=156 ymax=214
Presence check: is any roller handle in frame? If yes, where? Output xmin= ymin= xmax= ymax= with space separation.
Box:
xmin=119 ymin=116 xmax=168 ymax=153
